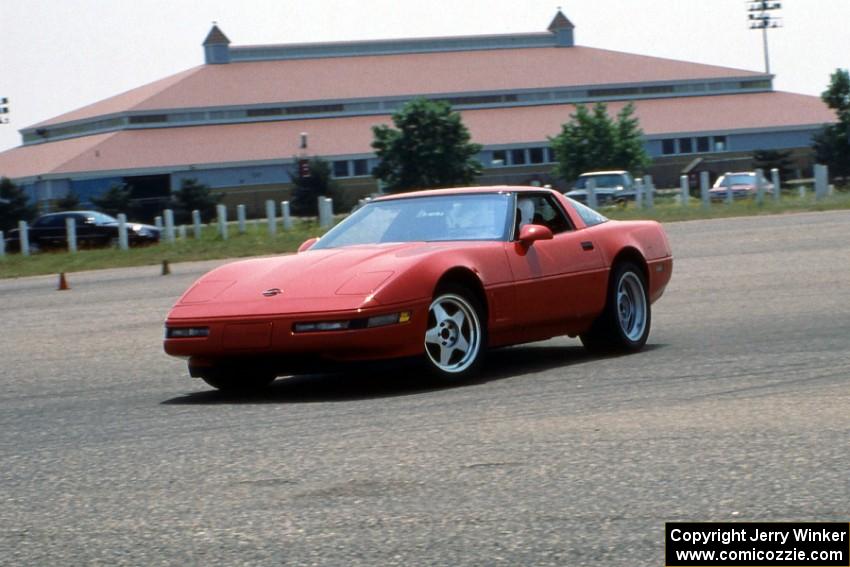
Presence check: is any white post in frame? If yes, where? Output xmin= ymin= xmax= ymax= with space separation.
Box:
xmin=0 ymin=230 xmax=5 ymax=257
xmin=586 ymin=178 xmax=598 ymax=209
xmin=700 ymin=171 xmax=710 ymax=208
xmin=192 ymin=209 xmax=202 ymax=239
xmin=65 ymin=217 xmax=77 ymax=253
xmin=634 ymin=178 xmax=643 ymax=209
xmin=117 ymin=214 xmax=129 ymax=250
xmin=179 ymin=224 xmax=187 ymax=240
xmin=265 ymin=200 xmax=277 ymax=236
xmin=644 ymin=175 xmax=654 ymax=209
xmin=154 ymin=216 xmax=163 ymax=231
xmin=281 ymin=201 xmax=292 ymax=230
xmin=237 ymin=204 xmax=247 ymax=234
xmin=318 ymin=196 xmax=331 ymax=228
xmin=679 ymin=175 xmax=690 ymax=207
xmin=236 ymin=205 xmax=248 ymax=234
xmin=217 ymin=204 xmax=228 ymax=240
xmin=725 ymin=171 xmax=734 ymax=205
xmin=19 ymin=220 xmax=30 ymax=256
xmin=799 ymin=185 xmax=807 ymax=199
xmin=771 ymin=168 xmax=780 ymax=203
xmin=814 ymin=164 xmax=829 ymax=201
xmin=164 ymin=209 xmax=175 ymax=243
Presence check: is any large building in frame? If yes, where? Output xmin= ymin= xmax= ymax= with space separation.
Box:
xmin=0 ymin=11 xmax=835 ymax=215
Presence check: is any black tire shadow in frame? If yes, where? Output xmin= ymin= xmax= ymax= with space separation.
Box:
xmin=161 ymin=342 xmax=666 ymax=405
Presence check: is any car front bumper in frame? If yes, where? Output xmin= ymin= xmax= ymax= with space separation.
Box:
xmin=163 ymin=300 xmax=431 ymax=364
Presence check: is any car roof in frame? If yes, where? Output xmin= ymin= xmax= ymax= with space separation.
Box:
xmin=38 ymin=210 xmax=101 ymax=217
xmin=370 ymin=185 xmax=558 ymax=201
xmin=578 ymin=170 xmax=629 ymax=176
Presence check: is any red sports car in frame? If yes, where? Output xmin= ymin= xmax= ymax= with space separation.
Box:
xmin=164 ymin=187 xmax=673 ymax=391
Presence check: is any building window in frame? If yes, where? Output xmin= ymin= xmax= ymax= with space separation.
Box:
xmin=332 ymin=160 xmax=349 ymax=178
xmin=246 ymin=108 xmax=283 ymax=117
xmin=678 ymin=138 xmax=693 ymax=154
xmin=588 ymin=87 xmax=639 ymax=97
xmin=529 ymin=147 xmax=545 ymax=164
xmin=696 ymin=136 xmax=710 ymax=153
xmin=492 ymin=150 xmax=507 ymax=166
xmin=662 ymin=139 xmax=676 ymax=155
xmin=352 ymin=159 xmax=369 ymax=176
xmin=511 ymin=149 xmax=527 ymax=165
xmin=713 ymin=135 xmax=727 ymax=152
xmin=129 ymin=114 xmax=167 ymax=124
xmin=640 ymin=85 xmax=675 ymax=95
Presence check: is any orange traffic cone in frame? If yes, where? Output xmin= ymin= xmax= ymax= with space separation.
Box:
xmin=57 ymin=272 xmax=70 ymax=291
xmin=161 ymin=260 xmax=171 ymax=276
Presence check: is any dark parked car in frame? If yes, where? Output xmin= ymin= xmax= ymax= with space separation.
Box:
xmin=4 ymin=211 xmax=160 ymax=252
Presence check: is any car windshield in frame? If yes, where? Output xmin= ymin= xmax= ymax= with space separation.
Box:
xmin=718 ymin=174 xmax=756 ymax=186
xmin=312 ymin=193 xmax=513 ymax=249
xmin=84 ymin=212 xmax=119 ymax=225
xmin=573 ymin=174 xmax=626 ymax=189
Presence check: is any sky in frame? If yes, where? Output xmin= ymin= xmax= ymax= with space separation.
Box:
xmin=0 ymin=0 xmax=848 ymax=152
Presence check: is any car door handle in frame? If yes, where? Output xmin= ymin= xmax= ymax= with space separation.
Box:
xmin=581 ymin=241 xmax=594 ymax=251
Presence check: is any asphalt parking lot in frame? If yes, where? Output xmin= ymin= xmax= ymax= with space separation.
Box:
xmin=1 ymin=210 xmax=848 ymax=566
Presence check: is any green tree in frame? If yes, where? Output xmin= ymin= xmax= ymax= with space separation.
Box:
xmin=55 ymin=191 xmax=81 ymax=211
xmin=752 ymin=149 xmax=794 ymax=180
xmin=813 ymin=68 xmax=850 ymax=180
xmin=171 ymin=178 xmax=219 ymax=223
xmin=291 ymin=158 xmax=339 ymax=216
xmin=550 ymin=102 xmax=650 ymax=183
xmin=0 ymin=177 xmax=36 ymax=232
xmin=92 ymin=183 xmax=132 ymax=217
xmin=372 ymin=98 xmax=482 ymax=192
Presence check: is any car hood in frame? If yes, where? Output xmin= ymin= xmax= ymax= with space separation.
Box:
xmin=168 ymin=242 xmax=456 ymax=319
xmin=567 ymin=188 xmax=621 ymax=194
xmin=710 ymin=184 xmax=756 ymax=191
xmin=101 ymin=222 xmax=159 ymax=231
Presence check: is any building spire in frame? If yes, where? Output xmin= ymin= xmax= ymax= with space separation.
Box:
xmin=548 ymin=9 xmax=575 ymax=32
xmin=203 ymin=23 xmax=231 ymax=64
xmin=203 ymin=23 xmax=230 ymax=46
xmin=548 ymin=9 xmax=575 ymax=47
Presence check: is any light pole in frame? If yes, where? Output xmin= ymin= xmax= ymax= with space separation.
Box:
xmin=747 ymin=1 xmax=782 ymax=75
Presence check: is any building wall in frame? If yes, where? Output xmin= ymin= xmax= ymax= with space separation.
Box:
xmin=171 ymin=164 xmax=292 ymax=192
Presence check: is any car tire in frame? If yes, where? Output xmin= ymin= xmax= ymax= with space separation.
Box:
xmin=200 ymin=369 xmax=276 ymax=393
xmin=423 ymin=284 xmax=486 ymax=382
xmin=580 ymin=261 xmax=650 ymax=354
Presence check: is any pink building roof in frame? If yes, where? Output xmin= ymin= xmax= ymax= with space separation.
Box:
xmin=33 ymin=46 xmax=765 ymax=128
xmin=0 ymin=92 xmax=833 ymax=181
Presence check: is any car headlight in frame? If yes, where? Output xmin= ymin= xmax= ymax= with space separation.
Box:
xmin=292 ymin=311 xmax=411 ymax=333
xmin=166 ymin=327 xmax=210 ymax=338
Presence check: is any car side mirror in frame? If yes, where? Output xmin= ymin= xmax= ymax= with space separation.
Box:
xmin=518 ymin=224 xmax=553 ymax=246
xmin=297 ymin=237 xmax=319 ymax=253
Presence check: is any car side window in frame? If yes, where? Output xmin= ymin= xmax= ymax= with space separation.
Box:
xmin=515 ymin=193 xmax=573 ymax=237
xmin=37 ymin=215 xmax=65 ymax=228
xmin=568 ymin=198 xmax=609 ymax=227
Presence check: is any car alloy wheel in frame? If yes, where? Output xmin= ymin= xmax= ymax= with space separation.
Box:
xmin=616 ymin=270 xmax=647 ymax=342
xmin=580 ymin=261 xmax=650 ymax=354
xmin=424 ymin=290 xmax=483 ymax=376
